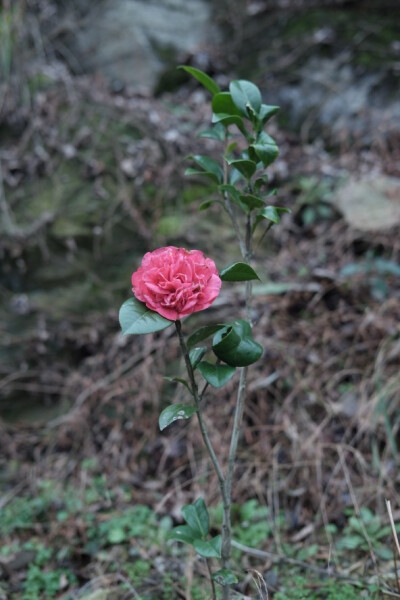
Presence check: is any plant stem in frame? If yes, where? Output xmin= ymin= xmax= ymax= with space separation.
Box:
xmin=222 ymin=136 xmax=246 ymax=257
xmin=175 ymin=320 xmax=227 ymax=506
xmin=221 ymin=205 xmax=255 ymax=600
xmin=206 ymin=558 xmax=217 ymax=600
xmin=175 ymin=320 xmax=233 ymax=594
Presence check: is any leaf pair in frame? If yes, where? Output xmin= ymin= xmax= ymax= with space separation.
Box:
xmin=212 ymin=320 xmax=263 ymax=367
xmin=169 ymin=498 xmax=222 ymax=559
xmin=168 ymin=497 xmax=239 ymax=584
xmin=186 ymin=317 xmax=263 ymax=392
xmin=211 ymin=81 xmax=279 ymax=138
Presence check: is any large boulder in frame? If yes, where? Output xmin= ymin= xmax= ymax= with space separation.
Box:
xmin=73 ymin=0 xmax=219 ymax=90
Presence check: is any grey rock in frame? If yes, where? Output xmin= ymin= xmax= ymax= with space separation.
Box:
xmin=331 ymin=175 xmax=400 ymax=231
xmin=73 ymin=0 xmax=219 ymax=90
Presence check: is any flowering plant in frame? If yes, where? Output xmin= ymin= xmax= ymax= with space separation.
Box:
xmin=119 ymin=67 xmax=288 ymax=599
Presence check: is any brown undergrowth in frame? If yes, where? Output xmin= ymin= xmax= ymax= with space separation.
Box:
xmin=2 ymin=216 xmax=400 ymax=528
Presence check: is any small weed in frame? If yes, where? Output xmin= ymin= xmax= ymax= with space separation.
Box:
xmin=23 ymin=563 xmax=76 ymax=600
xmin=124 ymin=559 xmax=151 ymax=583
xmin=235 ymin=499 xmax=274 ymax=548
xmin=333 ymin=507 xmax=393 ymax=560
xmin=211 ymin=499 xmax=276 ymax=551
xmin=281 ymin=542 xmax=319 ymax=561
xmin=2 ymin=541 xmax=77 ymax=600
xmin=161 ymin=572 xmax=176 ymax=600
xmin=85 ymin=505 xmax=160 ymax=553
xmin=274 ymin=574 xmax=380 ymax=599
xmin=293 ymin=176 xmax=335 ymax=226
xmin=340 ymin=254 xmax=400 ymax=301
xmin=1 ymin=493 xmax=52 ymax=535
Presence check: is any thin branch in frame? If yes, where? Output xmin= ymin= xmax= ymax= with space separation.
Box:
xmin=226 ymin=367 xmax=248 ymax=500
xmin=220 ymin=165 xmax=256 ymax=600
xmin=206 ymin=558 xmax=217 ymax=600
xmin=222 ymin=137 xmax=246 ymax=257
xmin=386 ymin=499 xmax=400 ymax=595
xmin=386 ymin=499 xmax=400 ymax=559
xmin=338 ymin=447 xmax=380 ymax=575
xmin=232 ymin=540 xmax=362 ymax=583
xmin=175 ymin=320 xmax=227 ymax=506
xmin=0 ymin=163 xmax=16 ymax=234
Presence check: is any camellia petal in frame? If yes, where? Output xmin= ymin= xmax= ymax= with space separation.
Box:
xmin=131 ymin=247 xmax=222 ymax=321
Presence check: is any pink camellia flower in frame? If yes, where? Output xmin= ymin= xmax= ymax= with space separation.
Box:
xmin=131 ymin=246 xmax=222 ymax=321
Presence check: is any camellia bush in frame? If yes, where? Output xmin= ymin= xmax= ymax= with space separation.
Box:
xmin=119 ymin=67 xmax=288 ymax=599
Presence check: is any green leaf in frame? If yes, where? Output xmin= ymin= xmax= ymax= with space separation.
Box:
xmin=178 ymin=65 xmax=220 ymax=96
xmin=229 ymin=168 xmax=243 ymax=186
xmin=220 ymin=262 xmax=260 ymax=282
xmin=163 ymin=376 xmax=190 ymax=391
xmin=254 ymin=175 xmax=269 ymax=193
xmin=253 ymin=206 xmax=290 ymax=231
xmin=226 ymin=158 xmax=257 ymax=180
xmin=225 ymin=141 xmax=238 ymax=156
xmin=211 ymin=92 xmax=249 ymax=135
xmin=193 ymin=535 xmax=222 ymax=558
xmin=212 ymin=92 xmax=242 ymax=117
xmin=197 ymin=362 xmax=236 ymax=388
xmin=159 ymin=404 xmax=196 ymax=431
xmin=168 ymin=525 xmax=199 ymax=544
xmin=218 ymin=183 xmax=241 ymax=204
xmin=187 ymin=155 xmax=223 ymax=183
xmin=259 ymin=103 xmax=280 ymax=124
xmin=189 ymin=347 xmax=207 ymax=369
xmin=262 ymin=205 xmax=288 ymax=223
xmin=199 ymin=200 xmax=213 ymax=210
xmin=108 ymin=527 xmax=126 ymax=544
xmin=212 ymin=320 xmax=263 ymax=367
xmin=250 ymin=131 xmax=279 ymax=167
xmin=212 ymin=569 xmax=239 ymax=585
xmin=184 ymin=167 xmax=220 ymax=184
xmin=239 ymin=194 xmax=265 ymax=212
xmin=182 ymin=498 xmax=210 ymax=538
xmin=198 ymin=123 xmax=226 ymax=141
xmin=377 ymin=546 xmax=394 ymax=560
xmin=119 ymin=298 xmax=173 ymax=335
xmin=212 ymin=115 xmax=248 ymax=137
xmin=187 ymin=324 xmax=225 ymax=349
xmin=198 ymin=199 xmax=223 ymax=211
xmin=230 ymin=80 xmax=262 ymax=117
xmin=251 ymin=144 xmax=278 ymax=167
xmin=336 ymin=534 xmax=365 ymax=550
xmin=245 ymin=102 xmax=259 ymax=125
xmin=221 ymin=182 xmax=259 ymax=213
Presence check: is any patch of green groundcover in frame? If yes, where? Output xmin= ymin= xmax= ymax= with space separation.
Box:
xmin=274 ymin=574 xmax=381 ymax=599
xmin=0 ymin=477 xmax=393 ymax=599
xmin=1 ymin=474 xmax=220 ymax=599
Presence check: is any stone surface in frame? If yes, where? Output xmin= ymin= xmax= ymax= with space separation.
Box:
xmin=277 ymin=53 xmax=400 ymax=144
xmin=235 ymin=7 xmax=400 ymax=145
xmin=332 ymin=176 xmax=400 ymax=231
xmin=74 ymin=0 xmax=219 ymax=90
